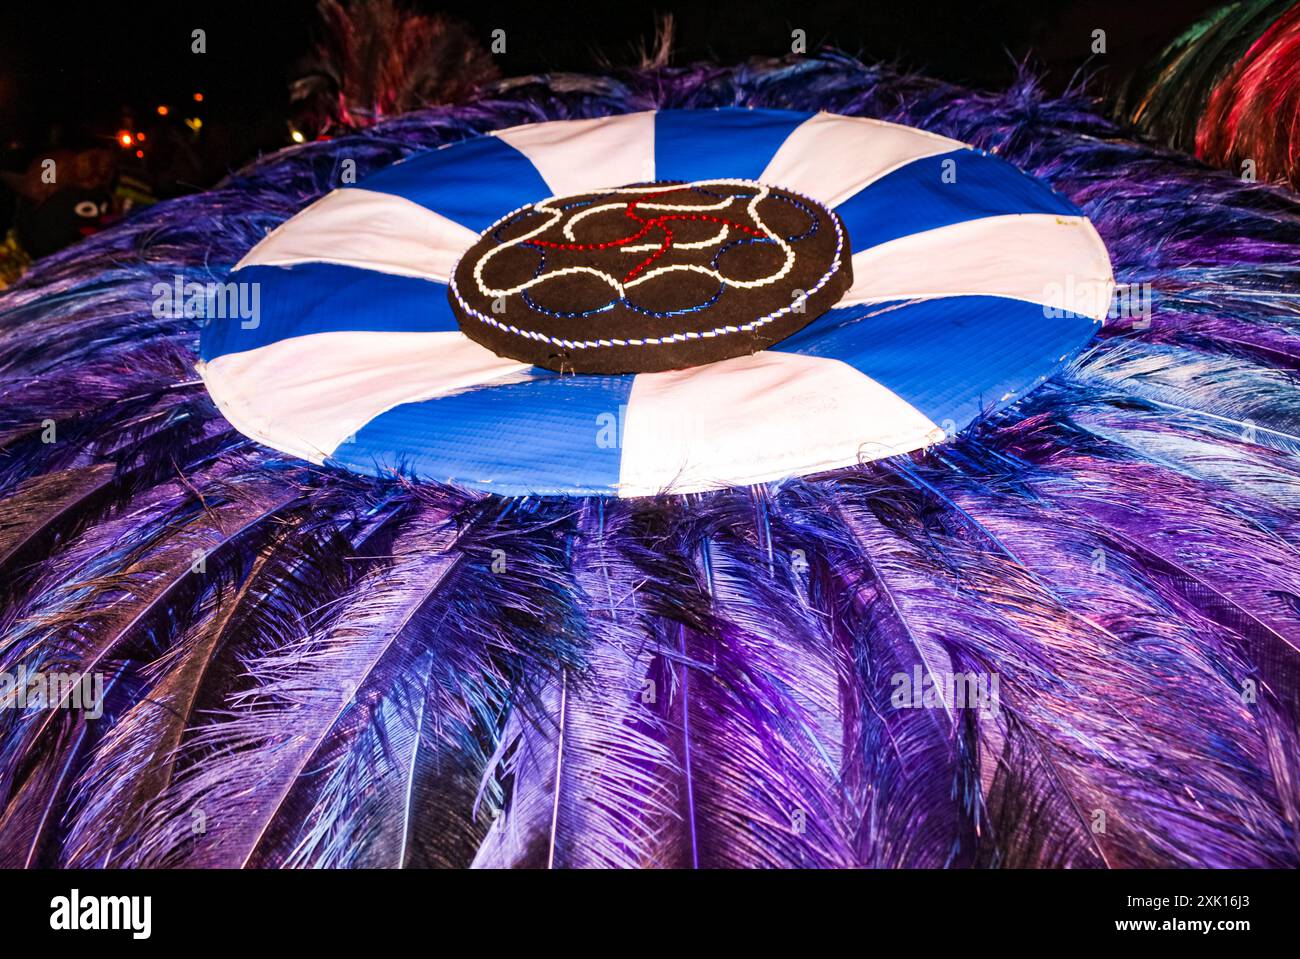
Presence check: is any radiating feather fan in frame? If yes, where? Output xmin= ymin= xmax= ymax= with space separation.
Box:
xmin=1 ymin=51 xmax=1299 ymax=868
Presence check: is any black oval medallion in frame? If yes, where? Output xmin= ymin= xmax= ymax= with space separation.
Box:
xmin=448 ymin=179 xmax=853 ymax=374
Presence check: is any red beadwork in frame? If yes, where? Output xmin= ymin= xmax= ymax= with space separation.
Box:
xmin=524 ymin=185 xmax=767 ymax=283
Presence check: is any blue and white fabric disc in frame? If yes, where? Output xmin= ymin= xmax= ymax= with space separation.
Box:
xmin=199 ymin=109 xmax=1114 ymax=497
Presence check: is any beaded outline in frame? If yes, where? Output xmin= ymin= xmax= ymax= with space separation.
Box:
xmin=448 ymin=179 xmax=848 ymax=352
xmin=499 ymin=186 xmax=821 ymax=320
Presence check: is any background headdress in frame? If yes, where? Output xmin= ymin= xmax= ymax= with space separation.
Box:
xmin=1119 ymin=0 xmax=1300 ymax=189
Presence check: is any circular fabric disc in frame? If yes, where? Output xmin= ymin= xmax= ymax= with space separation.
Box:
xmin=199 ymin=108 xmax=1114 ymax=497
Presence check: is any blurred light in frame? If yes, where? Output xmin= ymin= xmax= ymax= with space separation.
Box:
xmin=184 ymin=117 xmax=203 ymax=132
xmin=135 ymin=149 xmax=144 ymax=158
xmin=290 ymin=128 xmax=306 ymax=143
xmin=117 ymin=131 xmax=134 ymax=148
xmin=156 ymin=104 xmax=170 ymax=116
xmin=136 ymin=132 xmax=146 ymax=142
xmin=192 ymin=92 xmax=204 ymax=102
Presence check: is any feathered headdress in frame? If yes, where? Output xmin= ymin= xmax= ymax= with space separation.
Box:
xmin=1 ymin=52 xmax=1298 ymax=868
xmin=1120 ymin=0 xmax=1300 ymax=190
xmin=288 ymin=0 xmax=499 ymax=139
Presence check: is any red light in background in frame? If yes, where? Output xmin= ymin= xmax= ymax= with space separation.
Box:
xmin=117 ymin=131 xmax=134 ymax=148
